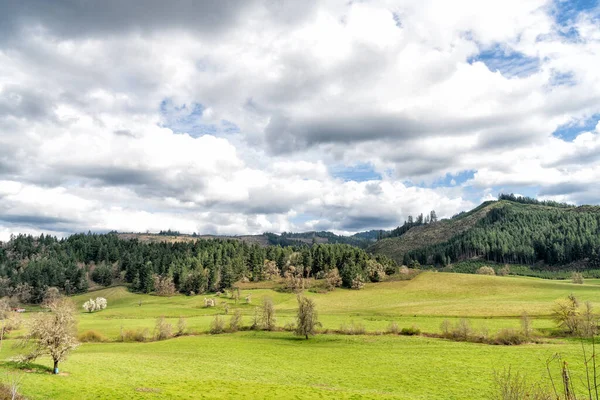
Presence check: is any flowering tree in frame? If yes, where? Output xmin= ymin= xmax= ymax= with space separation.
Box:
xmin=21 ymin=298 xmax=78 ymax=374
xmin=83 ymin=297 xmax=107 ymax=313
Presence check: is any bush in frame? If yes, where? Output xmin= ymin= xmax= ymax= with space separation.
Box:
xmin=229 ymin=309 xmax=243 ymax=332
xmin=261 ymin=297 xmax=276 ymax=331
xmin=446 ymin=319 xmax=472 ymax=340
xmin=571 ymin=272 xmax=584 ymax=284
xmin=477 ymin=266 xmax=496 ymax=276
xmin=0 ymin=382 xmax=27 ymax=400
xmin=78 ymin=330 xmax=107 ymax=342
xmin=498 ymin=265 xmax=511 ymax=276
xmin=325 ymin=269 xmax=342 ymax=291
xmin=366 ymin=260 xmax=386 ymax=282
xmin=154 ymin=317 xmax=172 ymax=340
xmin=339 ymin=321 xmax=366 ymax=335
xmin=400 ymin=326 xmax=421 ymax=336
xmin=122 ymin=328 xmax=149 ymax=342
xmin=387 ymin=322 xmax=400 ymax=334
xmin=153 ymin=275 xmax=177 ymax=296
xmin=210 ymin=315 xmax=225 ymax=334
xmin=494 ymin=328 xmax=525 ymax=345
xmin=490 ymin=368 xmax=553 ymax=400
xmin=176 ymin=317 xmax=187 ymax=336
xmin=351 ymin=276 xmax=365 ymax=290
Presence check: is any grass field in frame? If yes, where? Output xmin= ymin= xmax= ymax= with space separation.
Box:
xmin=2 ymin=272 xmax=600 ymax=399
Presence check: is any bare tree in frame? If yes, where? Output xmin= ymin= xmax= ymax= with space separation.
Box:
xmin=295 ymin=295 xmax=320 ymax=339
xmin=553 ymin=294 xmax=580 ymax=334
xmin=21 ymin=298 xmax=78 ymax=374
xmin=261 ymin=297 xmax=276 ymax=331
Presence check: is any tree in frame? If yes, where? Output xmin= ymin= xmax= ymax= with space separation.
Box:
xmin=295 ymin=295 xmax=320 ymax=339
xmin=21 ymin=298 xmax=79 ymax=374
xmin=325 ymin=268 xmax=342 ymax=291
xmin=430 ymin=210 xmax=438 ymax=223
xmin=153 ymin=274 xmax=176 ymax=296
xmin=41 ymin=287 xmax=61 ymax=308
xmin=553 ymin=294 xmax=580 ymax=334
xmin=261 ymin=297 xmax=276 ymax=331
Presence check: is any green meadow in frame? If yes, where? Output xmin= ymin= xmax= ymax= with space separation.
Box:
xmin=3 ymin=272 xmax=600 ymax=399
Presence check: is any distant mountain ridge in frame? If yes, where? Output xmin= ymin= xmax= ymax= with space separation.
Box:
xmin=116 ymin=229 xmax=388 ymax=249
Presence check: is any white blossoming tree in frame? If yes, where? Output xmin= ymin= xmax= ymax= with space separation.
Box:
xmin=83 ymin=297 xmax=107 ymax=313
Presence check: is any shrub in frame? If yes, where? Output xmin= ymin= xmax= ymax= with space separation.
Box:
xmin=490 ymin=368 xmax=554 ymax=400
xmin=400 ymin=326 xmax=421 ymax=336
xmin=387 ymin=322 xmax=400 ymax=334
xmin=41 ymin=287 xmax=61 ymax=308
xmin=250 ymin=307 xmax=260 ymax=330
xmin=571 ymin=272 xmax=584 ymax=284
xmin=494 ymin=328 xmax=525 ymax=345
xmin=398 ymin=266 xmax=410 ymax=275
xmin=261 ymin=297 xmax=276 ymax=331
xmin=0 ymin=382 xmax=26 ymax=400
xmin=325 ymin=269 xmax=342 ymax=291
xmin=176 ymin=317 xmax=187 ymax=336
xmin=440 ymin=320 xmax=452 ymax=336
xmin=78 ymin=330 xmax=107 ymax=342
xmin=339 ymin=321 xmax=366 ymax=335
xmin=153 ymin=275 xmax=176 ymax=296
xmin=154 ymin=317 xmax=172 ymax=341
xmin=552 ymin=294 xmax=580 ymax=334
xmin=284 ymin=270 xmax=305 ymax=293
xmin=451 ymin=319 xmax=472 ymax=340
xmin=498 ymin=265 xmax=511 ymax=276
xmin=229 ymin=309 xmax=243 ymax=332
xmin=203 ymin=298 xmax=216 ymax=308
xmin=366 ymin=259 xmax=386 ymax=282
xmin=210 ymin=315 xmax=225 ymax=334
xmin=283 ymin=321 xmax=296 ymax=332
xmin=521 ymin=312 xmax=533 ymax=340
xmin=477 ymin=266 xmax=496 ymax=276
xmin=264 ymin=260 xmax=280 ymax=281
xmin=122 ymin=328 xmax=149 ymax=342
xmin=351 ymin=276 xmax=365 ymax=290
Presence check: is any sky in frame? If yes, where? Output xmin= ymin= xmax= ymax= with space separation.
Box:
xmin=1 ymin=0 xmax=600 ymax=240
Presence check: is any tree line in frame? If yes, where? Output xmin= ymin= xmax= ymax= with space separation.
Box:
xmin=0 ymin=233 xmax=396 ymax=302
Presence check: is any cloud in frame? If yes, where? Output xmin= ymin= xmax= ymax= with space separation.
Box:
xmin=1 ymin=0 xmax=600 ymax=237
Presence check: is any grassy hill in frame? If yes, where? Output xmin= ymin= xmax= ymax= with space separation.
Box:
xmin=3 ymin=272 xmax=600 ymax=399
xmin=370 ymin=199 xmax=600 ymax=267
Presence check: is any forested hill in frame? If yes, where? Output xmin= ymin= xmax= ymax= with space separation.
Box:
xmin=117 ymin=230 xmax=383 ymax=249
xmin=370 ymin=199 xmax=600 ymax=269
xmin=0 ymin=233 xmax=396 ymax=303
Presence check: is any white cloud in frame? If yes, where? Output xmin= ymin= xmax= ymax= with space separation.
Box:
xmin=1 ymin=0 xmax=600 ymax=236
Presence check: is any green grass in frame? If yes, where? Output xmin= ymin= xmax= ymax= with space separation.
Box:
xmin=3 ymin=272 xmax=600 ymax=399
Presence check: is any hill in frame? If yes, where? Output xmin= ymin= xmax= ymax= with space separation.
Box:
xmin=117 ymin=230 xmax=381 ymax=248
xmin=370 ymin=199 xmax=600 ymax=268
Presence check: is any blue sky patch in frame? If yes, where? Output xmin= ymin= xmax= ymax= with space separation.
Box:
xmin=331 ymin=163 xmax=382 ymax=182
xmin=553 ymin=113 xmax=600 ymax=141
xmin=469 ymin=45 xmax=540 ymax=78
xmin=433 ymin=170 xmax=476 ymax=188
xmin=159 ymin=98 xmax=239 ymax=137
xmin=550 ymin=0 xmax=599 ymax=40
